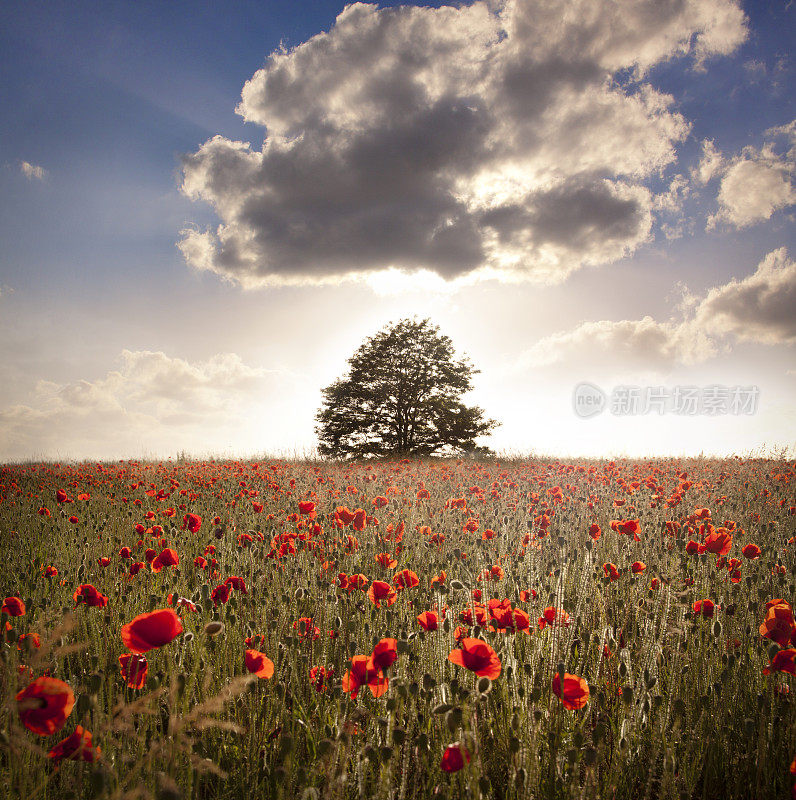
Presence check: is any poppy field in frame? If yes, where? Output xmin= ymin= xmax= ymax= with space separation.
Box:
xmin=1 ymin=455 xmax=795 ymax=800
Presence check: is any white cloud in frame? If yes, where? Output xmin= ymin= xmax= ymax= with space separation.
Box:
xmin=526 ymin=316 xmax=716 ymax=369
xmin=20 ymin=161 xmax=47 ymax=181
xmin=695 ymin=247 xmax=796 ymax=344
xmin=706 ymin=122 xmax=795 ymax=229
xmin=178 ymin=0 xmax=746 ymax=288
xmin=525 ymin=248 xmax=795 ymax=369
xmin=0 ymin=350 xmax=287 ymax=461
xmin=693 ymin=139 xmax=725 ymax=184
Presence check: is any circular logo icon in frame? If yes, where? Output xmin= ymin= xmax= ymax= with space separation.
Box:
xmin=573 ymin=382 xmax=606 ymax=419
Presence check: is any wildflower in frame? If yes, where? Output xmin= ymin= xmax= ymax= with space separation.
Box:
xmin=121 ymin=609 xmax=183 ymax=653
xmin=342 ymin=655 xmax=388 ymax=699
xmin=368 ymin=580 xmax=397 ymax=608
xmin=118 ymin=653 xmax=148 ymax=690
xmin=72 ymin=584 xmax=108 ymax=608
xmin=448 ymin=638 xmax=501 ymax=679
xmin=245 ymin=649 xmax=274 ymax=679
xmin=704 ymin=527 xmax=733 ymax=556
xmin=1 ymin=597 xmax=25 ymax=616
xmin=370 ymin=638 xmax=398 ymax=671
xmin=417 ymin=611 xmax=440 ymax=631
xmin=552 ymin=672 xmax=590 ymax=710
xmin=538 ymin=606 xmax=570 ymax=630
xmin=742 ymin=543 xmax=761 ymax=559
xmin=16 ymin=677 xmax=75 ymax=735
xmin=182 ymin=513 xmax=202 ymax=533
xmin=393 ymin=569 xmax=419 ymax=591
xmin=48 ymin=726 xmax=100 ymax=764
xmin=763 ymin=648 xmax=796 ymax=676
xmin=440 ymin=743 xmax=471 ymax=772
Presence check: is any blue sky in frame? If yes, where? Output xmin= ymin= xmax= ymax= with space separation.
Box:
xmin=0 ymin=0 xmax=793 ymax=460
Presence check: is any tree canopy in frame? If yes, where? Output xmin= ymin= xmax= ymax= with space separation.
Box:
xmin=316 ymin=318 xmax=498 ymax=458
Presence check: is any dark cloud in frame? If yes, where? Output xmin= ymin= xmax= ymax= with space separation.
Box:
xmin=178 ymin=0 xmax=747 ymax=287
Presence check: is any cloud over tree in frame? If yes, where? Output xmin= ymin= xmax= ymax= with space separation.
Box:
xmin=178 ymin=0 xmax=747 ymax=288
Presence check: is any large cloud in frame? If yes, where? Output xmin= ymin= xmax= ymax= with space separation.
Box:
xmin=178 ymin=0 xmax=746 ymax=287
xmin=695 ymin=248 xmax=796 ymax=343
xmin=0 ymin=350 xmax=285 ymax=461
xmin=526 ymin=248 xmax=795 ymax=368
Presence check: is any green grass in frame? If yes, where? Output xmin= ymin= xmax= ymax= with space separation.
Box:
xmin=0 ymin=455 xmax=794 ymax=799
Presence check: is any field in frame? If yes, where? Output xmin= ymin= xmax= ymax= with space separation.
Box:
xmin=1 ymin=455 xmax=795 ymax=800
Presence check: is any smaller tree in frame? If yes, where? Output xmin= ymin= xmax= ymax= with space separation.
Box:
xmin=316 ymin=318 xmax=498 ymax=458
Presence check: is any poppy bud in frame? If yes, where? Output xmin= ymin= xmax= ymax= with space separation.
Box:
xmin=203 ymin=621 xmax=224 ymax=637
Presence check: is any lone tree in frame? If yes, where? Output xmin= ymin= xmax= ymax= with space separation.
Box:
xmin=316 ymin=318 xmax=498 ymax=458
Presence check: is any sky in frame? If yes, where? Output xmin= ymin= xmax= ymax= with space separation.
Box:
xmin=0 ymin=0 xmax=794 ymax=462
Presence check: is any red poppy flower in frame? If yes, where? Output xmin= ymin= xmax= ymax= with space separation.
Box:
xmin=704 ymin=527 xmax=733 ymax=556
xmin=375 ymin=552 xmax=397 ymax=569
xmin=417 ymin=611 xmax=439 ymax=631
xmin=309 ymin=665 xmax=333 ymax=692
xmin=293 ymin=617 xmax=321 ymax=640
xmin=393 ymin=569 xmax=420 ymax=591
xmin=589 ymin=523 xmax=602 ymax=540
xmin=431 ymin=569 xmax=446 ymax=587
xmin=693 ymin=599 xmax=717 ymax=618
xmin=121 ymin=609 xmax=183 ymax=653
xmin=119 ymin=653 xmax=148 ymax=689
xmin=17 ymin=633 xmax=41 ymax=650
xmin=538 ymin=606 xmax=570 ymax=629
xmin=512 ymin=608 xmax=531 ymax=633
xmin=759 ymin=602 xmax=796 ymax=647
xmin=299 ymin=501 xmax=316 ymax=516
xmin=245 ymin=649 xmax=275 ymax=679
xmin=211 ymin=583 xmax=231 ymax=606
xmin=552 ymin=672 xmax=590 ymax=710
xmin=742 ymin=543 xmax=761 ymax=560
xmin=341 ymin=655 xmax=388 ymax=699
xmin=611 ymin=519 xmax=640 ymax=538
xmin=763 ymin=648 xmax=796 ymax=676
xmin=368 ymin=580 xmax=397 ymax=608
xmin=352 ymin=509 xmax=367 ymax=531
xmin=2 ymin=596 xmax=25 ymax=616
xmin=56 ymin=489 xmax=70 ymax=504
xmin=16 ymin=677 xmax=75 ymax=735
xmin=371 ymin=638 xmax=398 ymax=671
xmin=151 ymin=548 xmax=179 ymax=573
xmin=335 ymin=506 xmax=356 ymax=525
xmin=448 ymin=638 xmax=501 ymax=679
xmin=182 ymin=513 xmax=202 ymax=533
xmin=73 ymin=584 xmax=108 ymax=608
xmin=631 ymin=561 xmax=646 ymax=574
xmin=440 ymin=743 xmax=471 ymax=772
xmin=225 ymin=575 xmax=248 ymax=594
xmin=48 ymin=725 xmax=99 ymax=764
xmin=603 ymin=563 xmax=620 ymax=581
